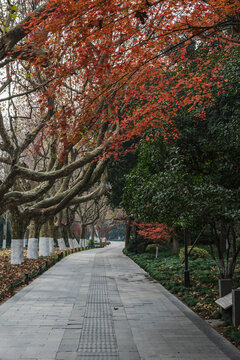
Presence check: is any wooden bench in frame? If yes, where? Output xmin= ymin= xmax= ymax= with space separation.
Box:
xmin=215 ymin=288 xmax=240 ymax=326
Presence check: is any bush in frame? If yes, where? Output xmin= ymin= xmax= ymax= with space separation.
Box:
xmin=224 ymin=326 xmax=240 ymax=345
xmin=146 ymin=244 xmax=158 ymax=254
xmin=146 ymin=242 xmax=170 ymax=254
xmin=137 ymin=241 xmax=147 ymax=253
xmin=126 ymin=240 xmax=147 ymax=253
xmin=179 ymin=246 xmax=209 ymax=260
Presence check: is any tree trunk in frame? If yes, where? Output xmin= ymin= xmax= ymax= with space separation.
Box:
xmin=67 ymin=226 xmax=76 ymax=249
xmin=125 ymin=217 xmax=131 ymax=248
xmin=48 ymin=218 xmax=55 ymax=254
xmin=81 ymin=224 xmax=87 ymax=239
xmin=39 ymin=222 xmax=50 ymax=257
xmin=68 ymin=237 xmax=75 ymax=249
xmin=68 ymin=231 xmax=77 ymax=248
xmin=24 ymin=228 xmax=29 ymax=248
xmin=219 ymin=224 xmax=227 ymax=253
xmin=10 ymin=214 xmax=26 ymax=265
xmin=172 ymin=238 xmax=179 ymax=254
xmin=54 ymin=213 xmax=67 ymax=250
xmin=2 ymin=212 xmax=9 ymax=249
xmin=81 ymin=224 xmax=89 ymax=248
xmin=56 ymin=226 xmax=67 ymax=251
xmin=2 ymin=219 xmax=6 ymax=249
xmin=27 ymin=219 xmax=38 ymax=259
xmin=91 ymin=224 xmax=94 ymax=240
xmin=49 ymin=237 xmax=55 ymax=254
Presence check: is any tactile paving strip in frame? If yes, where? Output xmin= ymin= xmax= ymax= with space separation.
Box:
xmin=77 ymin=257 xmax=119 ymax=359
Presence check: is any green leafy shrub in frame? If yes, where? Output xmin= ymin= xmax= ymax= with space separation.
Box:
xmin=126 ymin=239 xmax=148 ymax=253
xmin=179 ymin=246 xmax=209 ymax=260
xmin=224 ymin=327 xmax=240 ymax=345
xmin=137 ymin=241 xmax=147 ymax=253
xmin=146 ymin=242 xmax=169 ymax=254
xmin=146 ymin=244 xmax=158 ymax=254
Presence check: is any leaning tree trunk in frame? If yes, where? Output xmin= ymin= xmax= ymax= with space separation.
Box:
xmin=27 ymin=219 xmax=39 ymax=259
xmin=48 ymin=218 xmax=55 ymax=254
xmin=66 ymin=226 xmax=76 ymax=249
xmin=10 ymin=214 xmax=26 ymax=265
xmin=39 ymin=222 xmax=50 ymax=257
xmin=55 ymin=213 xmax=67 ymax=251
xmin=65 ymin=225 xmax=74 ymax=249
xmin=69 ymin=226 xmax=79 ymax=248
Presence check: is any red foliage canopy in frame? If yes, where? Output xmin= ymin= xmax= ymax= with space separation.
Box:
xmin=137 ymin=222 xmax=172 ymax=243
xmin=15 ymin=0 xmax=240 ymax=149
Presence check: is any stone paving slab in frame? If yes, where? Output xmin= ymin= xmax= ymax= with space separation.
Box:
xmin=0 ymin=243 xmax=239 ymax=359
xmin=106 ymin=244 xmax=240 ymax=360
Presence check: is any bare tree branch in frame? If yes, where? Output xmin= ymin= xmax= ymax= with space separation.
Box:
xmin=0 ymin=110 xmax=15 ymax=154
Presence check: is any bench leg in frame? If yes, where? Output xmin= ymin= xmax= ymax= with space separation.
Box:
xmin=232 ymin=289 xmax=240 ymax=327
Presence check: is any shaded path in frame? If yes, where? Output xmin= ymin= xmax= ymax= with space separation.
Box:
xmin=0 ymin=243 xmax=239 ymax=360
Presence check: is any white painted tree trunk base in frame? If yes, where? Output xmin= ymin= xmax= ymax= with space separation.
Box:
xmin=68 ymin=238 xmax=75 ymax=249
xmin=58 ymin=238 xmax=67 ymax=251
xmin=39 ymin=237 xmax=50 ymax=257
xmin=11 ymin=239 xmax=24 ymax=264
xmin=73 ymin=239 xmax=79 ymax=248
xmin=2 ymin=240 xmax=6 ymax=249
xmin=49 ymin=238 xmax=55 ymax=254
xmin=27 ymin=238 xmax=38 ymax=259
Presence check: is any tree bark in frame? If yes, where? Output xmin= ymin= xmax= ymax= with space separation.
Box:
xmin=219 ymin=223 xmax=227 ymax=253
xmin=125 ymin=217 xmax=131 ymax=248
xmin=10 ymin=212 xmax=26 ymax=264
xmin=55 ymin=213 xmax=67 ymax=250
xmin=27 ymin=219 xmax=38 ymax=259
xmin=39 ymin=222 xmax=50 ymax=257
xmin=172 ymin=238 xmax=179 ymax=254
xmin=2 ymin=216 xmax=7 ymax=249
xmin=48 ymin=218 xmax=55 ymax=254
xmin=81 ymin=224 xmax=87 ymax=239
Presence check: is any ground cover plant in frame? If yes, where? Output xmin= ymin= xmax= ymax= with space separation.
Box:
xmin=123 ymin=247 xmax=240 ymax=349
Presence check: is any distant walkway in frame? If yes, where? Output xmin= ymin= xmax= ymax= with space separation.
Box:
xmin=0 ymin=242 xmax=239 ymax=360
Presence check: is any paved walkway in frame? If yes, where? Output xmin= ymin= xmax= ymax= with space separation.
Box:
xmin=0 ymin=242 xmax=240 ymax=360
